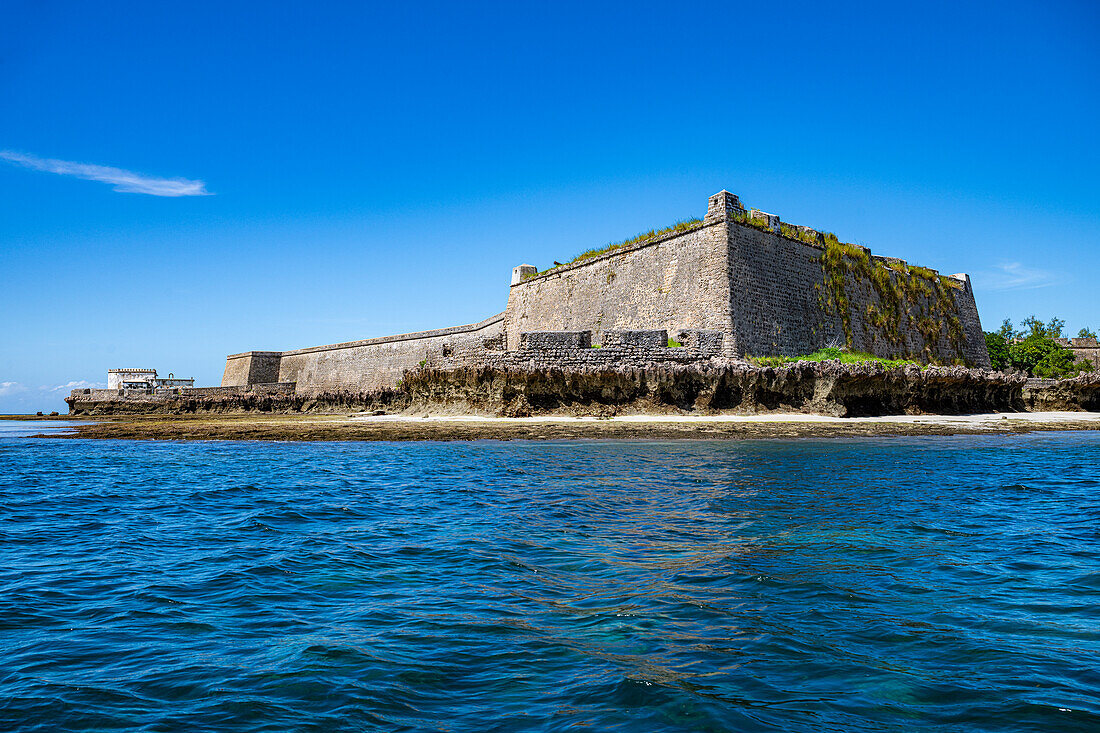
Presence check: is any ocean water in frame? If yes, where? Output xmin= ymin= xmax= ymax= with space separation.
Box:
xmin=1 ymin=430 xmax=1098 ymax=732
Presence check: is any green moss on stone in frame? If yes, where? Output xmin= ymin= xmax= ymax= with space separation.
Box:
xmin=817 ymin=237 xmax=967 ymax=362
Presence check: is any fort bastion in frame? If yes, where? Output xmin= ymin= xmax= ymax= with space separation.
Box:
xmin=218 ymin=190 xmax=990 ymax=394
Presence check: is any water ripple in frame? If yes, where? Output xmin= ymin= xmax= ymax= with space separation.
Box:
xmin=1 ymin=432 xmax=1099 ymax=731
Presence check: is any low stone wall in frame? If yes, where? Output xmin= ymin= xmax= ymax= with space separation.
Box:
xmin=222 ymin=313 xmax=505 ymax=392
xmin=429 ymin=330 xmax=726 ymax=372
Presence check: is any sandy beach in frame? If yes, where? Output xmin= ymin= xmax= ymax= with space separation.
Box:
xmin=27 ymin=410 xmax=1100 ymax=441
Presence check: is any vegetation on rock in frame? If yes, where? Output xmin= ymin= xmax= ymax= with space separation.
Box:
xmin=747 ymin=347 xmax=921 ymax=369
xmin=815 ymin=236 xmax=966 ymax=361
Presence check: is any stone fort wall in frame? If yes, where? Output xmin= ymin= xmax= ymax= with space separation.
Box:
xmin=222 ymin=313 xmax=504 ymax=393
xmin=723 ymin=201 xmax=989 ymax=366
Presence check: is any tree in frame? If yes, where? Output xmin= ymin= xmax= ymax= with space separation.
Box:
xmin=984 ymin=332 xmax=1010 ymax=370
xmin=1019 ymin=315 xmax=1064 ymax=339
xmin=996 ymin=318 xmax=1016 ymax=340
xmin=1032 ymin=347 xmax=1078 ymax=378
xmin=1078 ymin=327 xmax=1097 ymax=339
xmin=1008 ymin=334 xmax=1060 ymax=374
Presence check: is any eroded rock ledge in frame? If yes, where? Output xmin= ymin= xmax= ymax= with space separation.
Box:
xmin=67 ymin=362 xmax=1100 ymax=418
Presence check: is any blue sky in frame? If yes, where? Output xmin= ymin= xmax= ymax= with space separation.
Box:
xmin=2 ymin=0 xmax=1098 ymax=413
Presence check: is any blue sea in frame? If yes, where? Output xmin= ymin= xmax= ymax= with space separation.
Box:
xmin=1 ymin=425 xmax=1098 ymax=732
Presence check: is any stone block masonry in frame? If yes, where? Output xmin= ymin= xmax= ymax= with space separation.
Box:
xmin=429 ymin=329 xmax=729 ymax=373
xmin=519 ymin=331 xmax=592 ymax=350
xmin=504 ymin=218 xmax=734 ymax=353
xmin=221 ymin=352 xmax=281 ymax=387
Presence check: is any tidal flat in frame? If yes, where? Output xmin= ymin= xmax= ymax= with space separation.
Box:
xmin=35 ymin=410 xmax=1100 ymax=441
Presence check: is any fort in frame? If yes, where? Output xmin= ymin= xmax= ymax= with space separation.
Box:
xmin=70 ymin=190 xmax=1026 ymax=416
xmin=218 ymin=190 xmax=989 ymax=394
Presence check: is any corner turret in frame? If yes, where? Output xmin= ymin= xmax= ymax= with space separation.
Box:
xmin=511 ymin=264 xmax=537 ymax=286
xmin=704 ymin=190 xmax=745 ymax=223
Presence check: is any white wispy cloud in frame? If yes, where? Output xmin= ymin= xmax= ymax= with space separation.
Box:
xmin=45 ymin=380 xmax=105 ymax=393
xmin=978 ymin=262 xmax=1060 ymax=292
xmin=0 ymin=381 xmax=25 ymax=397
xmin=0 ymin=150 xmax=211 ymax=197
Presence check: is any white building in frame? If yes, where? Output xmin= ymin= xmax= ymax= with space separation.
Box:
xmin=107 ymin=368 xmax=194 ymax=391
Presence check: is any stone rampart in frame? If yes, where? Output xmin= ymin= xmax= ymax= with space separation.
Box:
xmin=185 ymin=383 xmax=296 ymax=397
xmin=726 ymin=221 xmax=988 ymax=366
xmin=222 ymin=313 xmax=505 ymax=393
xmin=221 ymin=352 xmax=281 ymax=387
xmin=214 ymin=189 xmax=989 ymax=398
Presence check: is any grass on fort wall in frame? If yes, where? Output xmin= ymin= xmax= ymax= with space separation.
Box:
xmin=527 ymin=218 xmax=703 ymax=277
xmin=747 ymin=347 xmax=923 ymax=369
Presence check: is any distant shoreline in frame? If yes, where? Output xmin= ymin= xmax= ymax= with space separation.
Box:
xmin=21 ymin=411 xmax=1100 ymax=442
xmin=0 ymin=414 xmax=97 ymax=421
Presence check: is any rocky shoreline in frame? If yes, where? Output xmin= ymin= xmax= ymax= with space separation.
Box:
xmin=66 ymin=361 xmax=1100 ymax=419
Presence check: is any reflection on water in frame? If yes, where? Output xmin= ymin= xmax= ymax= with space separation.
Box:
xmin=1 ymin=434 xmax=1098 ymax=731
xmin=0 ymin=419 xmax=82 ymax=438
